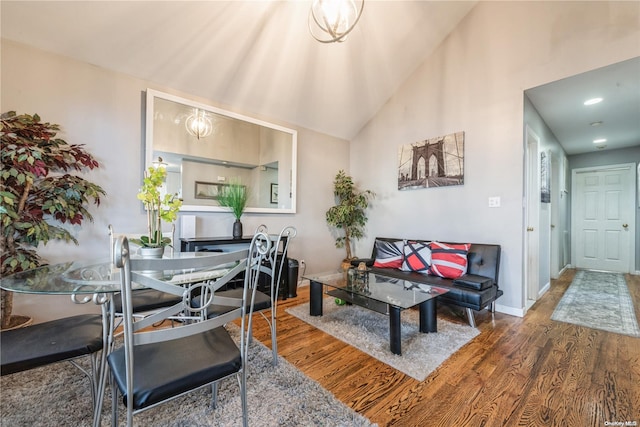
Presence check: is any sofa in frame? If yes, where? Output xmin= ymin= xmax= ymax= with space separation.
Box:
xmin=353 ymin=237 xmax=503 ymax=327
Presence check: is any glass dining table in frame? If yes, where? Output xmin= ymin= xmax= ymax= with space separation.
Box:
xmin=0 ymin=251 xmax=237 ymax=427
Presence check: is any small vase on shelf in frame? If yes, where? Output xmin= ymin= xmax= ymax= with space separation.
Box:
xmin=233 ymin=219 xmax=243 ymax=239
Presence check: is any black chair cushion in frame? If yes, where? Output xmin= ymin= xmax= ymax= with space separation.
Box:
xmin=111 ymin=289 xmax=182 ymax=313
xmin=107 ymin=326 xmax=241 ymax=410
xmin=1 ymin=314 xmax=103 ymax=376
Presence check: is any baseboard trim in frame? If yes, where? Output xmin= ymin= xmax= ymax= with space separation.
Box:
xmin=495 ymin=304 xmax=524 ymax=318
xmin=538 ymin=282 xmax=550 ymax=299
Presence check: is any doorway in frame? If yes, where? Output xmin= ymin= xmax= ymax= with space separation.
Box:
xmin=572 ymin=163 xmax=636 ymax=273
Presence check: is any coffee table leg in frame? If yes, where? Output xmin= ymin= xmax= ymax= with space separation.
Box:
xmin=310 ymin=280 xmax=323 ymax=316
xmin=419 ymin=298 xmax=437 ymax=333
xmin=389 ymin=306 xmax=402 ymax=355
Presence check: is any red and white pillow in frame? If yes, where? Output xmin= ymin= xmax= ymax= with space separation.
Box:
xmin=401 ymin=240 xmax=431 ymax=274
xmin=373 ymin=240 xmax=404 ymax=269
xmin=428 ymin=242 xmax=470 ymax=279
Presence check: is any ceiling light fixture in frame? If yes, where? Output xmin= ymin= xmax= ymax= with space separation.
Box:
xmin=593 ymin=138 xmax=607 ymax=144
xmin=308 ymin=0 xmax=364 ymax=43
xmin=185 ymin=109 xmax=213 ymax=139
xmin=583 ymin=97 xmax=603 ymax=106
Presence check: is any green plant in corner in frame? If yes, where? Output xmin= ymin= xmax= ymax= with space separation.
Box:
xmin=326 ymin=170 xmax=374 ymax=261
xmin=0 ymin=111 xmax=106 ymax=330
xmin=131 ymin=165 xmax=182 ymax=248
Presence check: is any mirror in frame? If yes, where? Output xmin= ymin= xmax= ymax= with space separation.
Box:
xmin=145 ymin=89 xmax=297 ymax=213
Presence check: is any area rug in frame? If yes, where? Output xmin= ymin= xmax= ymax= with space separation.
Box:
xmin=551 ymin=270 xmax=640 ymax=337
xmin=286 ymin=299 xmax=480 ymax=381
xmin=0 ymin=324 xmax=375 ymax=427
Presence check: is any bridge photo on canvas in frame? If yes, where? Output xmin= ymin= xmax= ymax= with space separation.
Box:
xmin=397 ymin=131 xmax=465 ymax=191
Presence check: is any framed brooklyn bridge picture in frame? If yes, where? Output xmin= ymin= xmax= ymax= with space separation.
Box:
xmin=397 ymin=131 xmax=464 ymax=190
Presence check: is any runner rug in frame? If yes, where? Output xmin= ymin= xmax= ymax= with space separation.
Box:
xmin=286 ymin=298 xmax=480 ymax=381
xmin=0 ymin=324 xmax=374 ymax=427
xmin=551 ymin=270 xmax=640 ymax=337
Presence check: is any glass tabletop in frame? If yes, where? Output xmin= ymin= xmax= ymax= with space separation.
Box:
xmin=0 ymin=251 xmax=239 ymax=295
xmin=303 ymin=270 xmax=449 ymax=309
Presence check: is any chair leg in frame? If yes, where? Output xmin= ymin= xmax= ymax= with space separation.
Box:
xmin=489 ymin=301 xmax=496 ymax=313
xmin=465 ymin=308 xmax=477 ymax=328
xmin=240 ymin=371 xmax=248 ymax=427
xmin=211 ymin=382 xmax=219 ymax=409
xmin=271 ymin=309 xmax=278 ymax=367
xmin=110 ymin=375 xmax=118 ymax=427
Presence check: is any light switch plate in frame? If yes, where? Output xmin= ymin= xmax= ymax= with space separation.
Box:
xmin=488 ymin=196 xmax=501 ymax=208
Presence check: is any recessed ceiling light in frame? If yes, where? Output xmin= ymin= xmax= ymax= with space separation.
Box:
xmin=590 ymin=121 xmax=603 ymax=126
xmin=584 ymin=97 xmax=603 ymax=106
xmin=593 ymin=138 xmax=607 ymax=144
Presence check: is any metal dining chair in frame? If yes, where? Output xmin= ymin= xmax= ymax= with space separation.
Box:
xmin=197 ymin=225 xmax=297 ymax=366
xmin=107 ymin=231 xmax=271 ymax=427
xmin=1 ymin=314 xmax=105 ymax=408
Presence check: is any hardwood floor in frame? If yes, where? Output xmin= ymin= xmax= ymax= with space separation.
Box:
xmin=250 ymin=269 xmax=640 ymax=426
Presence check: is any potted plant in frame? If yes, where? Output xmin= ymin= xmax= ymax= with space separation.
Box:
xmin=217 ymin=180 xmax=248 ymax=239
xmin=130 ymin=163 xmax=182 ymax=257
xmin=0 ymin=111 xmax=105 ymax=330
xmin=326 ymin=170 xmax=374 ymax=267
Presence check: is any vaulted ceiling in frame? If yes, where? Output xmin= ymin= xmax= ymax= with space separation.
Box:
xmin=1 ymin=1 xmax=476 ymax=140
xmin=2 ymin=1 xmax=638 ymax=154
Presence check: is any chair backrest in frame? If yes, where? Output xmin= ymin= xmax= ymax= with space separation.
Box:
xmin=255 ymin=225 xmax=297 ymax=298
xmin=112 ymin=231 xmax=272 ymax=414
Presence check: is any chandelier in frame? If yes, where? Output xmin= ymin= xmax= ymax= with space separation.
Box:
xmin=185 ymin=109 xmax=213 ymax=139
xmin=308 ymin=0 xmax=364 ymax=43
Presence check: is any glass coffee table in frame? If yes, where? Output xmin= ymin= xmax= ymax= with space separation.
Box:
xmin=304 ymin=270 xmax=449 ymax=355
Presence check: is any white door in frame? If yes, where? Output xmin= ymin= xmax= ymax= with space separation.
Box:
xmin=524 ymin=126 xmax=540 ymax=305
xmin=572 ymin=164 xmax=635 ymax=273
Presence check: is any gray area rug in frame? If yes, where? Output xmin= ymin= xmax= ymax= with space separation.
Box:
xmin=551 ymin=270 xmax=640 ymax=337
xmin=287 ymin=299 xmax=479 ymax=381
xmin=0 ymin=324 xmax=375 ymax=427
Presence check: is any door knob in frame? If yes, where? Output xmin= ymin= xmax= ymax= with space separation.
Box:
xmin=623 ymin=223 xmax=628 ymax=229
xmin=527 ymin=227 xmax=534 ymax=232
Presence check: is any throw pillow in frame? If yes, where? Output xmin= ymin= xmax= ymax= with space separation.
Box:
xmin=429 ymin=242 xmax=471 ymax=279
xmin=373 ymin=240 xmax=404 ymax=269
xmin=401 ymin=240 xmax=431 ymax=273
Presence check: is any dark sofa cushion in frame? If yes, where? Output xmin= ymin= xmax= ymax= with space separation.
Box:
xmin=453 ymin=274 xmax=494 ymax=291
xmin=369 ymin=266 xmax=501 ymax=310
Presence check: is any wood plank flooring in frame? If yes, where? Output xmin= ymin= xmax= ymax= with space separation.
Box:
xmin=250 ymin=270 xmax=640 ymax=426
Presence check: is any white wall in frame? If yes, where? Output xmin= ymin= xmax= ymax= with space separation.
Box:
xmin=1 ymin=40 xmax=349 ymax=323
xmin=349 ymin=1 xmax=640 ymax=315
